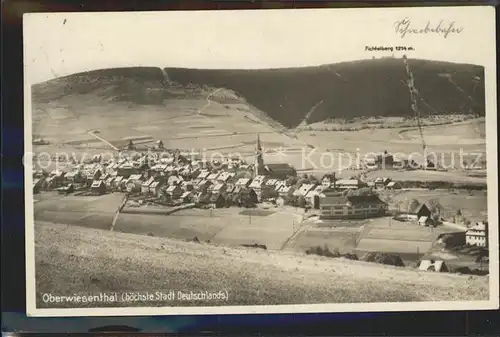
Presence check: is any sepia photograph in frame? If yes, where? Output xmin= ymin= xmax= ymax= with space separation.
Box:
xmin=24 ymin=6 xmax=498 ymax=316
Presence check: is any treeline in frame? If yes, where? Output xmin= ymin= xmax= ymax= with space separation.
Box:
xmin=397 ymin=180 xmax=487 ymax=190
xmin=165 ymin=58 xmax=485 ymax=127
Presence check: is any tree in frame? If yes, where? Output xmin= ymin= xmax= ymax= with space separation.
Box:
xmin=297 ymin=196 xmax=307 ymax=208
xmin=427 ymin=199 xmax=442 ymax=217
xmin=261 ymin=188 xmax=279 ymax=200
xmin=284 ymin=195 xmax=298 ymax=206
xmin=408 ymin=199 xmax=419 ymax=212
xmin=241 ymin=191 xmax=256 ymax=208
xmin=286 ymin=176 xmax=298 ymax=186
xmin=224 ymin=196 xmax=233 ymax=208
xmin=431 ymin=213 xmax=441 ymax=226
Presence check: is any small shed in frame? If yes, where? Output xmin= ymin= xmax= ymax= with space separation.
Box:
xmin=91 ymin=180 xmax=106 ymax=195
xmin=181 ymin=191 xmax=194 ymax=203
xmin=418 ymin=260 xmax=449 ymax=272
xmin=33 ymin=178 xmax=43 ymax=194
xmin=58 ymin=184 xmax=74 ymax=195
xmin=386 ymin=181 xmax=402 ymax=190
xmin=418 ymin=216 xmax=432 ymax=226
xmin=209 ymin=193 xmax=226 ymax=209
xmin=149 ymin=181 xmax=164 ymax=197
xmin=141 ymin=177 xmax=155 ymax=194
xmin=165 ymin=185 xmax=183 ymax=199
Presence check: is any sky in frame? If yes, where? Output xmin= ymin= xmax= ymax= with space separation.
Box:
xmin=24 ymin=6 xmax=495 ymax=84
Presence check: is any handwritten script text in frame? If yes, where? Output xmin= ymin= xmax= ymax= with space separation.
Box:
xmin=394 ymin=18 xmax=463 ymax=38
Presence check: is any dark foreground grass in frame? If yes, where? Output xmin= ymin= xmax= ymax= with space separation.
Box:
xmin=34 ymin=222 xmax=489 ymax=308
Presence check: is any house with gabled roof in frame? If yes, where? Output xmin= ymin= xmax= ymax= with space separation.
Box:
xmin=128 ymin=174 xmax=143 ymax=184
xmin=277 ymin=185 xmax=295 ymax=198
xmin=374 ymin=177 xmax=391 ymax=188
xmin=141 ymin=177 xmax=155 ymax=194
xmin=264 ymin=163 xmax=297 ymax=179
xmin=408 ymin=199 xmax=443 ymax=220
xmin=217 ymin=171 xmax=235 ymax=183
xmin=100 ymin=173 xmax=110 ymax=181
xmin=86 ymin=169 xmax=101 ymax=181
xmin=197 ymin=170 xmax=210 ymax=180
xmin=305 ymin=185 xmax=326 ymax=209
xmin=33 ymin=178 xmax=44 ymax=194
xmin=181 ymin=191 xmax=194 ymax=203
xmin=386 ymin=181 xmax=402 ymax=190
xmin=195 ymin=179 xmax=212 ymax=193
xmin=149 ymin=181 xmax=164 ymax=197
xmin=91 ymin=180 xmax=106 ymax=195
xmin=466 ymin=221 xmax=488 ymax=247
xmin=167 ymin=175 xmax=183 ymax=186
xmin=319 ymin=190 xmax=387 ymax=219
xmin=249 ymin=175 xmax=267 ymax=189
xmin=211 ymin=182 xmax=227 ymax=194
xmin=105 ymin=177 xmax=115 ymax=189
xmin=335 ymin=179 xmax=361 ymax=190
xmin=181 ymin=181 xmax=195 ymax=192
xmin=418 ymin=260 xmax=449 ymax=272
xmin=265 ymin=179 xmax=278 ymax=188
xmin=273 ymin=179 xmax=287 ymax=190
xmin=164 ymin=165 xmax=175 ymax=173
xmin=207 ymin=172 xmax=220 ymax=181
xmin=293 ymin=183 xmax=316 ymax=197
xmin=321 ymin=173 xmax=337 ymax=188
xmin=225 ymin=184 xmax=236 ymax=194
xmin=57 ymin=183 xmax=74 ymax=195
xmin=209 ymin=193 xmax=226 ymax=208
xmin=113 ymin=176 xmax=124 ymax=189
xmin=235 ymin=178 xmax=251 ymax=187
xmin=64 ymin=171 xmax=82 ymax=184
xmin=165 ymin=185 xmax=182 ymax=199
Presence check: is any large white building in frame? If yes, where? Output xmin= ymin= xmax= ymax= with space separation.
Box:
xmin=466 ymin=222 xmax=488 ymax=247
xmin=319 ymin=189 xmax=387 ymax=219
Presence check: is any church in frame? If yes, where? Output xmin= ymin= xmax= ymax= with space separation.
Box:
xmin=254 ymin=134 xmax=297 ymax=180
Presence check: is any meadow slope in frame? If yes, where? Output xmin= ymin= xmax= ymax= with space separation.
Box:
xmin=35 ymin=222 xmax=489 ymax=308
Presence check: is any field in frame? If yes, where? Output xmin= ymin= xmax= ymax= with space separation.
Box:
xmin=32 ymin=93 xmax=323 ymax=172
xmin=34 ymin=196 xmax=304 ymax=250
xmin=287 ymin=214 xmax=462 ymax=264
xmin=34 ymin=188 xmax=487 ymax=261
xmin=34 ymin=221 xmax=489 ymax=308
xmin=34 ymin=192 xmax=125 ymax=230
xmin=379 ymin=189 xmax=488 ymax=224
xmin=287 ymin=226 xmax=361 ymax=255
xmin=297 ymin=118 xmax=485 ymax=169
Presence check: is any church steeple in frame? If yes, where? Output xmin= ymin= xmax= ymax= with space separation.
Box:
xmin=255 ymin=133 xmax=265 ymax=176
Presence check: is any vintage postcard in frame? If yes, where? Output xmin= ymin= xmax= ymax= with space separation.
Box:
xmin=24 ymin=6 xmax=498 ymax=317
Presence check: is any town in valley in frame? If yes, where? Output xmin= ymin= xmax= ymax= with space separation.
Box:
xmin=29 ymin=50 xmax=490 ymax=307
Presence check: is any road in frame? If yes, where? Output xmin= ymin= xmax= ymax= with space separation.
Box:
xmin=87 ymin=129 xmax=119 ymax=151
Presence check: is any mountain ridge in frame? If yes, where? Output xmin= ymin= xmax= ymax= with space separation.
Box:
xmin=32 ymin=58 xmax=485 ymax=128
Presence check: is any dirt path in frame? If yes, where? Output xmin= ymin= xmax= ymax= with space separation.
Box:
xmin=280 ymin=217 xmax=312 ymax=251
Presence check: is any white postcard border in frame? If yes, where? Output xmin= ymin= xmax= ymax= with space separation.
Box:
xmin=24 ymin=6 xmax=499 ymax=317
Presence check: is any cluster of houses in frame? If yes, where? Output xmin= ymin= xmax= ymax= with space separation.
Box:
xmin=32 ymin=147 xmax=402 ymax=218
